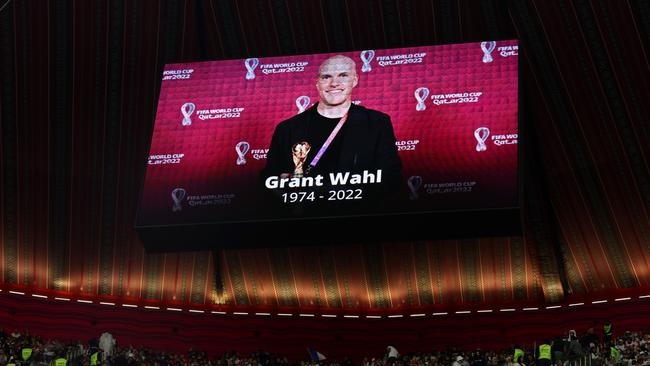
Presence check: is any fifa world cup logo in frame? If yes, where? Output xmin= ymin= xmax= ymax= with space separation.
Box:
xmin=235 ymin=141 xmax=250 ymax=165
xmin=481 ymin=41 xmax=496 ymax=63
xmin=180 ymin=103 xmax=195 ymax=126
xmin=171 ymin=188 xmax=186 ymax=212
xmin=474 ymin=127 xmax=490 ymax=152
xmin=296 ymin=96 xmax=310 ymax=114
xmin=407 ymin=176 xmax=423 ymax=200
xmin=360 ymin=50 xmax=375 ymax=72
xmin=244 ymin=58 xmax=260 ymax=80
xmin=414 ymin=87 xmax=429 ymax=111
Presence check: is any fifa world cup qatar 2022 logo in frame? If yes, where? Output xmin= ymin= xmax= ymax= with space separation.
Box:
xmin=244 ymin=58 xmax=260 ymax=80
xmin=296 ymin=96 xmax=310 ymax=114
xmin=474 ymin=127 xmax=490 ymax=152
xmin=180 ymin=102 xmax=195 ymax=126
xmin=414 ymin=87 xmax=429 ymax=111
xmin=481 ymin=41 xmax=497 ymax=63
xmin=235 ymin=141 xmax=250 ymax=165
xmin=171 ymin=188 xmax=186 ymax=212
xmin=407 ymin=176 xmax=423 ymax=200
xmin=360 ymin=50 xmax=375 ymax=72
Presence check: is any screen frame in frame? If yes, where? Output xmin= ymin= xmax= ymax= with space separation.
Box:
xmin=135 ymin=38 xmax=523 ymax=251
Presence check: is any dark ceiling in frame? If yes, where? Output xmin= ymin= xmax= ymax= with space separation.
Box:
xmin=0 ymin=0 xmax=649 ymax=312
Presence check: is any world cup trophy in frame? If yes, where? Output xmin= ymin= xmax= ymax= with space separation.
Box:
xmin=291 ymin=142 xmax=311 ymax=177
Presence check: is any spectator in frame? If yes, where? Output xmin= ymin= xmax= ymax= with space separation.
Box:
xmin=581 ymin=328 xmax=599 ymax=350
xmin=564 ymin=330 xmax=583 ymax=366
xmin=452 ymin=355 xmax=464 ymax=366
xmin=99 ymin=332 xmax=116 ymax=361
xmin=0 ymin=326 xmax=648 ymax=366
xmin=387 ymin=346 xmax=399 ymax=364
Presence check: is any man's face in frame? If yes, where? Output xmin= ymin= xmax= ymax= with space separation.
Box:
xmin=316 ymin=57 xmax=359 ymax=107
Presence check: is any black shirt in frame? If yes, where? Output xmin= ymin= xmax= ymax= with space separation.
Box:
xmin=304 ymin=112 xmax=346 ymax=176
xmin=262 ymin=103 xmax=402 ymax=195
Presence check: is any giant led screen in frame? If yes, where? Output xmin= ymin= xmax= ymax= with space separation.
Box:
xmin=137 ymin=40 xmax=519 ymax=230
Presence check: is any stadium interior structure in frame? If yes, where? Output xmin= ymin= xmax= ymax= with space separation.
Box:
xmin=0 ymin=0 xmax=649 ymax=361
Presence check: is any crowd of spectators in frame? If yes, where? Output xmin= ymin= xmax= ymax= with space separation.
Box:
xmin=0 ymin=326 xmax=649 ymax=366
xmin=361 ymin=329 xmax=650 ymax=366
